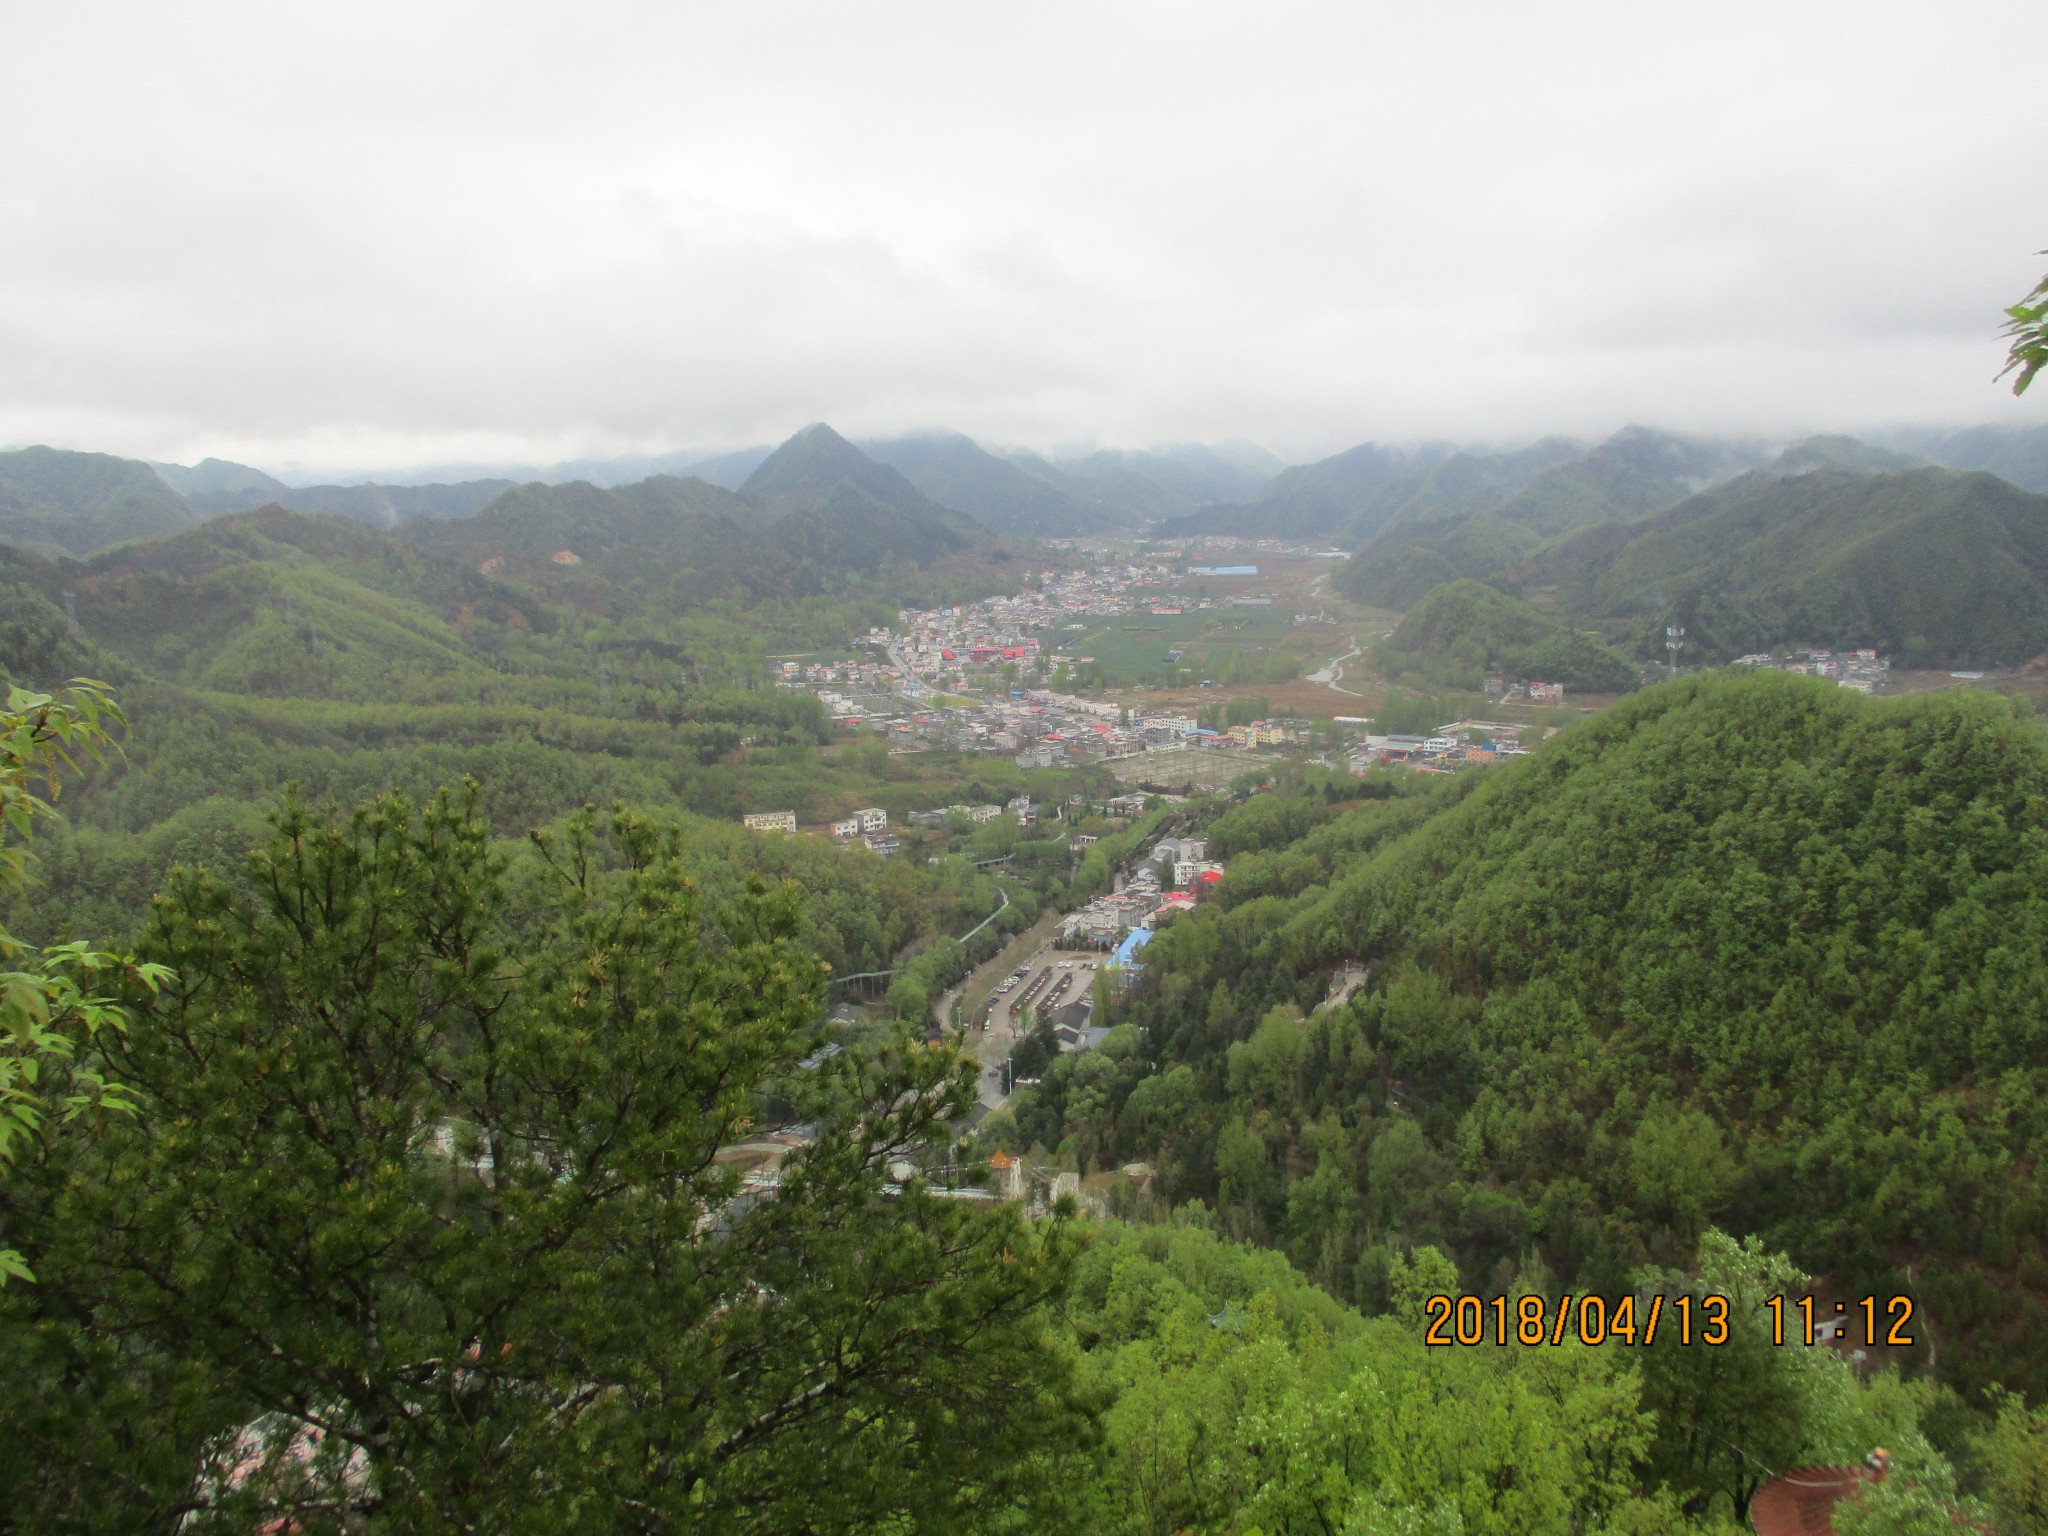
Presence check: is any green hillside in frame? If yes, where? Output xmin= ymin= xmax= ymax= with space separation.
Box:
xmin=152 ymin=454 xmax=522 ymax=527
xmin=776 ymin=477 xmax=976 ymax=568
xmin=8 ymin=520 xmax=2046 ymax=1528
xmin=1485 ymin=424 xmax=1763 ymax=538
xmin=1338 ymin=427 xmax=1767 ymax=607
xmin=1378 ymin=578 xmax=1639 ymax=694
xmin=191 ymin=476 xmax=517 ymax=526
xmin=864 ymin=432 xmax=1096 ymax=537
xmin=739 ymin=421 xmax=982 ymax=545
xmin=1155 ymin=440 xmax=1431 ymax=541
xmin=0 ymin=446 xmax=197 ymax=556
xmin=149 ymin=456 xmax=289 ymax=498
xmin=57 ymin=510 xmax=528 ymax=701
xmin=1022 ymin=441 xmax=1279 ymax=526
xmin=1012 ymin=672 xmax=2048 ymax=1397
xmin=1159 ymin=438 xmax=1595 ymax=546
xmin=1514 ymin=465 xmax=2048 ymax=666
xmin=1012 ymin=451 xmax=1193 ymax=522
xmin=1353 ymin=436 xmax=1585 ymax=531
xmin=1885 ymin=422 xmax=2048 ymax=492
xmin=0 ymin=487 xmax=1062 ymax=951
xmin=401 ymin=475 xmax=754 ymax=578
xmin=1768 ymin=433 xmax=1926 ymax=476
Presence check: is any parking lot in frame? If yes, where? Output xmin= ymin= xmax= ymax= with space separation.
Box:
xmin=972 ymin=944 xmax=1104 ymax=1106
xmin=987 ymin=944 xmax=1098 ymax=1019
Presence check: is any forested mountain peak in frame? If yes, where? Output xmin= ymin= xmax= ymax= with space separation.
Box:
xmin=743 ymin=423 xmax=925 ymax=516
xmin=736 ymin=422 xmax=989 ymax=559
xmin=1508 ymin=464 xmax=2048 ymax=666
xmin=1161 ymin=424 xmax=1760 ymax=553
xmin=1065 ymin=442 xmax=1280 ymax=506
xmin=862 ymin=432 xmax=1098 ymax=538
xmin=1155 ymin=439 xmax=1435 ymax=542
xmin=0 ymin=444 xmax=198 ymax=557
xmin=149 ymin=457 xmax=289 ymax=498
xmin=183 ymin=475 xmax=520 ymax=528
xmin=1872 ymin=421 xmax=2048 ymax=492
xmin=1766 ymin=434 xmax=1927 ymax=477
xmin=1333 ymin=426 xmax=1778 ymax=608
xmin=84 ymin=502 xmax=400 ymax=578
xmin=1481 ymin=423 xmax=1768 ymax=538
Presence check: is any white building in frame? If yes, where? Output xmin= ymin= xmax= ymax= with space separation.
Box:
xmin=857 ymin=807 xmax=889 ymax=833
xmin=741 ymin=811 xmax=797 ymax=834
xmin=830 ymin=816 xmax=862 ymax=839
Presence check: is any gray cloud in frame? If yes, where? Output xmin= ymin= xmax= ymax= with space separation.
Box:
xmin=1 ymin=0 xmax=2042 ymax=475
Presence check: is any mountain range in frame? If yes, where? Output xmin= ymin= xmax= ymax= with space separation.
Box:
xmin=1503 ymin=463 xmax=2048 ymax=668
xmin=391 ymin=424 xmax=997 ymax=605
xmin=0 ymin=426 xmax=1288 ymax=557
xmin=862 ymin=435 xmax=1097 ymax=539
xmin=12 ymin=423 xmax=2048 ymax=675
xmin=1324 ymin=427 xmax=1778 ymax=605
xmin=157 ymin=458 xmax=520 ymax=528
xmin=0 ymin=447 xmax=198 ymax=556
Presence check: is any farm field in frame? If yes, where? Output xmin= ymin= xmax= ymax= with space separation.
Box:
xmin=1053 ymin=605 xmax=1312 ymax=687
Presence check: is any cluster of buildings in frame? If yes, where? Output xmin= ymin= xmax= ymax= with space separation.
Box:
xmin=1349 ymin=722 xmax=1534 ymax=773
xmin=778 ymin=657 xmax=890 ymax=688
xmin=1734 ymin=649 xmax=1890 ymax=693
xmin=826 ymin=806 xmax=892 ymax=840
xmin=742 ymin=804 xmax=900 ymax=856
xmin=883 ymin=562 xmax=1188 ymax=680
xmin=789 ymin=667 xmax=1312 ymax=768
xmin=1060 ymin=835 xmax=1224 ymax=947
xmin=762 ymin=546 xmax=1328 ymax=769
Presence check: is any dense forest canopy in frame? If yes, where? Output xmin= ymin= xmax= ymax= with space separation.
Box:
xmin=2 ymin=787 xmax=1084 ymax=1532
xmin=1507 ymin=466 xmax=2048 ymax=667
xmin=1377 ymin=577 xmax=1641 ymax=694
xmin=9 ymin=731 xmax=2043 ymax=1529
xmin=1014 ymin=673 xmax=2048 ymax=1405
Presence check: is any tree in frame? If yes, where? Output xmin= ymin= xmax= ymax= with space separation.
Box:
xmin=1976 ymin=1391 xmax=2048 ymax=1535
xmin=0 ymin=680 xmax=165 ymax=1285
xmin=1631 ymin=1230 xmax=1939 ymax=1526
xmin=2001 ymin=252 xmax=2048 ymax=395
xmin=1 ymin=787 xmax=1084 ymax=1533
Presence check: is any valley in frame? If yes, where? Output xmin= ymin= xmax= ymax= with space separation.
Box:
xmin=7 ymin=415 xmax=2048 ymax=1533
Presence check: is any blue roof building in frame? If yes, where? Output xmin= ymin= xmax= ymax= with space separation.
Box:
xmin=1113 ymin=927 xmax=1153 ymax=970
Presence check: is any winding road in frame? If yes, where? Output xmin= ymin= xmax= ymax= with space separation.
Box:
xmin=1309 ymin=640 xmax=1365 ymax=697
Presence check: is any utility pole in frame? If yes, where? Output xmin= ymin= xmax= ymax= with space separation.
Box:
xmin=1665 ymin=625 xmax=1685 ymax=679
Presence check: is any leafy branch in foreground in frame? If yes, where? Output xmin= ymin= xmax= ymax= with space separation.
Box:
xmin=0 ymin=680 xmax=167 ymax=1284
xmin=2000 ymin=250 xmax=2048 ymax=395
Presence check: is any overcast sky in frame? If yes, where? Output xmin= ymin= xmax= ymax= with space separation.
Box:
xmin=2 ymin=1 xmax=2043 ymax=476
